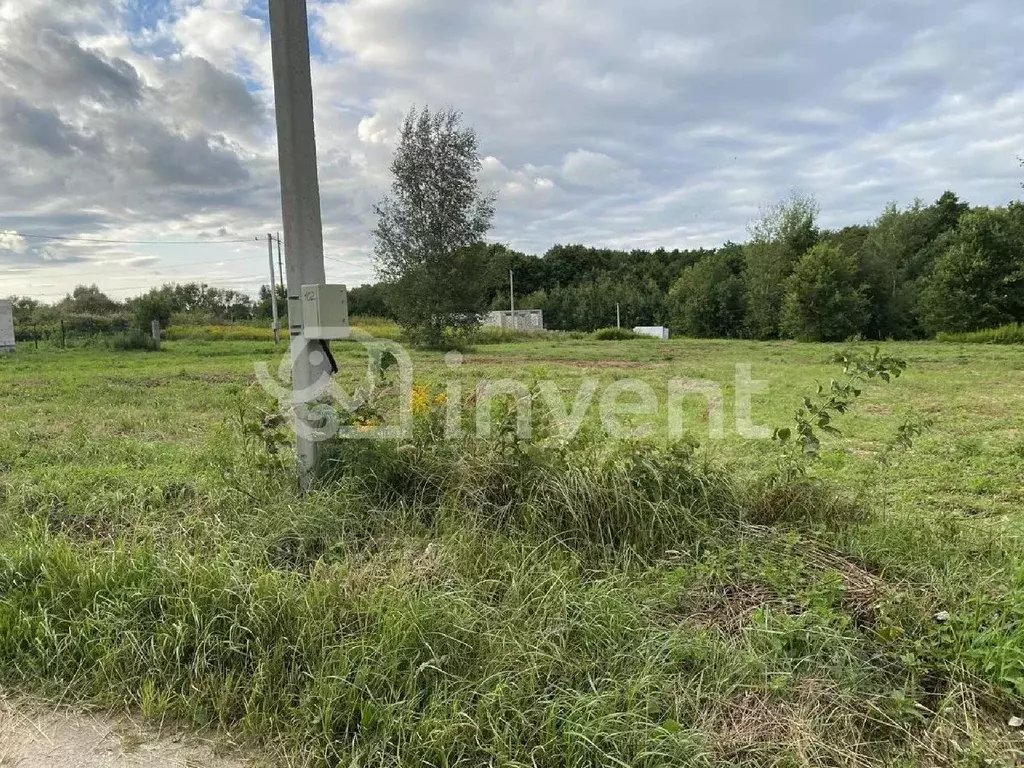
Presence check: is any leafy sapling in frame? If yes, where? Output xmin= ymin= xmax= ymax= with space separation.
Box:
xmin=772 ymin=347 xmax=909 ymax=480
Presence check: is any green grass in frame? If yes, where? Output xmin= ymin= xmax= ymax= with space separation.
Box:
xmin=593 ymin=327 xmax=642 ymax=340
xmin=936 ymin=323 xmax=1024 ymax=344
xmin=163 ymin=316 xmax=403 ymax=342
xmin=1 ymin=338 xmax=1023 ymax=766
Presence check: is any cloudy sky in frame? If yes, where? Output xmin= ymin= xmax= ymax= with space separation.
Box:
xmin=1 ymin=0 xmax=1022 ymax=302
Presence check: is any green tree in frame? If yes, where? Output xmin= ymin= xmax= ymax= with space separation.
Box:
xmin=255 ymin=285 xmax=287 ymax=321
xmin=668 ymin=244 xmax=745 ymax=337
xmin=132 ymin=292 xmax=174 ymax=332
xmin=373 ymin=106 xmax=496 ymax=346
xmin=5 ymin=296 xmax=42 ymax=328
xmin=743 ymin=193 xmax=819 ymax=338
xmin=919 ymin=204 xmax=1024 ymax=333
xmin=781 ymin=242 xmax=870 ymax=341
xmin=347 ymin=283 xmax=391 ymax=318
xmin=859 ymin=193 xmax=967 ymax=339
xmin=59 ymin=284 xmax=120 ymax=315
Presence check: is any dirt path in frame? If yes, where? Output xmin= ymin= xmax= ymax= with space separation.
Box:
xmin=0 ymin=700 xmax=252 ymax=768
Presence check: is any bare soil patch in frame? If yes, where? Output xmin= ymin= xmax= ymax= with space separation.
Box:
xmin=0 ymin=700 xmax=250 ymax=768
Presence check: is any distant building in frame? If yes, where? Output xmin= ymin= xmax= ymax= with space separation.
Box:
xmin=483 ymin=309 xmax=545 ymax=332
xmin=633 ymin=326 xmax=670 ymax=340
xmin=0 ymin=300 xmax=15 ymax=353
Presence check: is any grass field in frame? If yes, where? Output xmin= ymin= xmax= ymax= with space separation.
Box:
xmin=1 ymin=336 xmax=1023 ymax=766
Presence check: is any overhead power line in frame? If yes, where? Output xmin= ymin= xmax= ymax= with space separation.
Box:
xmin=0 ymin=252 xmax=263 ymax=282
xmin=9 ymin=232 xmax=261 ymax=245
xmin=324 ymin=254 xmax=369 ymax=269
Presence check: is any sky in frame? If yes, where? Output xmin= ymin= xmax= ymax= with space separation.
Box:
xmin=1 ymin=0 xmax=1022 ymax=302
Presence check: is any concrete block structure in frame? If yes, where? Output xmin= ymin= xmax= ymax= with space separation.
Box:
xmin=0 ymin=300 xmax=15 ymax=353
xmin=483 ymin=309 xmax=545 ymax=332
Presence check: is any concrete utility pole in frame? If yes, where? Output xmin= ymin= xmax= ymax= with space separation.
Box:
xmin=269 ymin=0 xmax=330 ymax=486
xmin=267 ymin=233 xmax=281 ymax=344
xmin=508 ymin=269 xmax=515 ymax=331
xmin=616 ymin=303 xmax=621 ymax=329
xmin=276 ymin=232 xmax=285 ymax=293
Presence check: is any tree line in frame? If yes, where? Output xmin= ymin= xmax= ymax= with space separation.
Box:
xmin=367 ymin=106 xmax=1024 ymax=342
xmin=362 ymin=188 xmax=1023 ymax=342
xmin=5 ymin=282 xmax=288 ymax=335
xmin=10 ymin=189 xmax=1023 ymax=343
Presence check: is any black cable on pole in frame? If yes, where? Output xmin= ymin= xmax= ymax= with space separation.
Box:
xmin=319 ymin=340 xmax=339 ymax=374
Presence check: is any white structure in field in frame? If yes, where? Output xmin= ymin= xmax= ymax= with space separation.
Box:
xmin=484 ymin=309 xmax=545 ymax=332
xmin=633 ymin=326 xmax=670 ymax=340
xmin=0 ymin=300 xmax=15 ymax=353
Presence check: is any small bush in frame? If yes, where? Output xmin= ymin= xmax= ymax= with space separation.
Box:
xmin=936 ymin=323 xmax=1024 ymax=344
xmin=593 ymin=327 xmax=640 ymax=341
xmin=109 ymin=330 xmax=159 ymax=351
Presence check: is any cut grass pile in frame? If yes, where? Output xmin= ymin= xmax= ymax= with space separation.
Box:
xmin=0 ymin=339 xmax=1022 ymax=766
xmin=936 ymin=323 xmax=1024 ymax=344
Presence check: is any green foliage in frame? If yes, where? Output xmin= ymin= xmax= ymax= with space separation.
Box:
xmin=5 ymin=295 xmax=44 ymax=327
xmin=132 ymin=292 xmax=174 ymax=333
xmin=936 ymin=323 xmax=1024 ymax=344
xmin=58 ymin=284 xmax=121 ymax=315
xmin=772 ymin=347 xmax=908 ymax=478
xmin=743 ymin=193 xmax=820 ymax=339
xmin=347 ymin=282 xmax=391 ymax=317
xmin=373 ymin=107 xmax=495 ymax=346
xmin=920 ymin=204 xmax=1024 ymax=334
xmin=668 ymin=244 xmax=745 ymax=337
xmin=859 ymin=195 xmax=967 ymax=339
xmin=593 ymin=327 xmax=640 ymax=340
xmin=109 ymin=329 xmax=160 ymax=351
xmin=780 ymin=242 xmax=871 ymax=342
xmin=254 ymin=284 xmax=287 ymax=321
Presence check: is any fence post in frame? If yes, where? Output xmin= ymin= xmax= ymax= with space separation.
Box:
xmin=151 ymin=320 xmax=162 ymax=351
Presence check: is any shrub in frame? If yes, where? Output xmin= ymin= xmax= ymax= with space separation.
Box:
xmin=593 ymin=327 xmax=639 ymax=340
xmin=109 ymin=330 xmax=159 ymax=351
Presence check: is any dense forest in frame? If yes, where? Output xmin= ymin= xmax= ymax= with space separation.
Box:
xmin=9 ymin=191 xmax=1024 ymax=341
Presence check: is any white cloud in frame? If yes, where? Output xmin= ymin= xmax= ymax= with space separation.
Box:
xmin=0 ymin=231 xmax=27 ymax=253
xmin=561 ymin=150 xmax=639 ymax=189
xmin=357 ymin=111 xmax=399 ymax=145
xmin=1 ymin=0 xmax=1024 ymax=300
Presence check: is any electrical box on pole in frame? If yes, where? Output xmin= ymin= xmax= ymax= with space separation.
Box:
xmin=301 ymin=284 xmax=349 ymax=340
